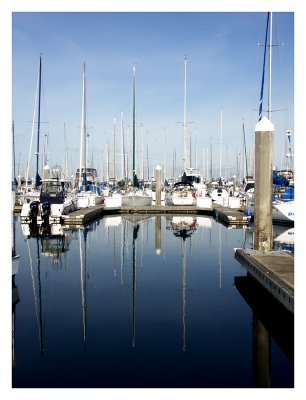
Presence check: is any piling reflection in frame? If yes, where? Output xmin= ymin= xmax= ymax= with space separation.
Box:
xmin=241 ymin=222 xmax=294 ymax=253
xmin=234 ymin=275 xmax=294 ymax=387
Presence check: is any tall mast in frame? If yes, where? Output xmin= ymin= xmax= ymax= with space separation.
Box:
xmin=163 ymin=127 xmax=167 ymax=181
xmin=210 ymin=136 xmax=213 ymax=180
xmin=113 ymin=117 xmax=116 ymax=181
xmin=183 ymin=57 xmax=188 ymax=172
xmin=258 ymin=12 xmax=270 ymax=121
xmin=12 ymin=121 xmax=17 ymax=185
xmin=35 ymin=54 xmax=42 ymax=188
xmin=268 ymin=12 xmax=273 ymax=120
xmin=79 ymin=62 xmax=87 ymax=188
xmin=121 ymin=111 xmax=125 ymax=181
xmin=242 ymin=119 xmax=249 ymax=178
xmin=63 ymin=123 xmax=68 ymax=180
xmin=219 ymin=110 xmax=223 ymax=178
xmin=132 ymin=64 xmax=136 ymax=188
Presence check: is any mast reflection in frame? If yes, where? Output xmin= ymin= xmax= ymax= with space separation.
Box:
xmin=171 ymin=216 xmax=196 ymax=352
xmin=22 ymin=222 xmax=70 ymax=354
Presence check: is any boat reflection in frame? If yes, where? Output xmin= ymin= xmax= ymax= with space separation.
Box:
xmin=12 ymin=214 xmax=20 ymax=368
xmin=272 ymin=225 xmax=294 ymax=253
xmin=170 ymin=216 xmax=197 ymax=352
xmin=171 ymin=215 xmax=197 ymax=239
xmin=242 ymin=223 xmax=294 ymax=253
xmin=79 ymin=228 xmax=88 ymax=348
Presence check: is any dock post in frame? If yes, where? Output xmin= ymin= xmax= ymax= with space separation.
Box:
xmin=17 ymin=175 xmax=21 ymax=192
xmin=155 ymin=165 xmax=161 ymax=205
xmin=254 ymin=117 xmax=274 ymax=251
xmin=232 ymin=175 xmax=236 ymax=194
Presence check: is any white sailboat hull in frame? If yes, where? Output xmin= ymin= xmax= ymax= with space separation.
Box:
xmin=77 ymin=193 xmax=103 ymax=208
xmin=210 ymin=188 xmax=229 ymax=202
xmin=122 ymin=193 xmax=153 ymax=207
xmin=104 ymin=194 xmax=122 ymax=208
xmin=272 ymin=201 xmax=294 ymax=223
xmin=172 ymin=196 xmax=196 ymax=206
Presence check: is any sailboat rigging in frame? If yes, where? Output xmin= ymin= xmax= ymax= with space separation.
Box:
xmin=76 ymin=63 xmax=103 ymax=208
xmin=35 ymin=54 xmax=43 ymax=188
xmin=121 ymin=65 xmax=152 ymax=206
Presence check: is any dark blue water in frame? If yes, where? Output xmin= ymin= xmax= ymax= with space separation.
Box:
xmin=12 ymin=215 xmax=294 ymax=388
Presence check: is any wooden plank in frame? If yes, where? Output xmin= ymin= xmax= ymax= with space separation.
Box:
xmin=235 ymin=248 xmax=294 ymax=313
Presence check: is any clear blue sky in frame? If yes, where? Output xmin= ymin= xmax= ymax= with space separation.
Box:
xmin=11 ymin=10 xmax=294 ymax=180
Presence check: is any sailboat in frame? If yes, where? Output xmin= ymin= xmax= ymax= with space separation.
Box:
xmin=244 ymin=12 xmax=294 ymax=224
xmin=121 ymin=65 xmax=152 ymax=207
xmin=104 ymin=115 xmax=123 ymax=208
xmin=18 ymin=55 xmax=44 ymax=205
xmin=20 ymin=57 xmax=78 ymax=225
xmin=209 ymin=110 xmax=230 ymax=204
xmin=77 ymin=63 xmax=103 ymax=208
xmin=263 ymin=12 xmax=295 ymax=224
xmin=167 ymin=58 xmax=197 ymax=206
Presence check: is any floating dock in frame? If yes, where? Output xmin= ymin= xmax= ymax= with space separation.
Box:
xmin=14 ymin=202 xmax=250 ymax=226
xmin=60 ymin=203 xmax=250 ymax=226
xmin=213 ymin=203 xmax=251 ymax=225
xmin=234 ymin=248 xmax=294 ymax=313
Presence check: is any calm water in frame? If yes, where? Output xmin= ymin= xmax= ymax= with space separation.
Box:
xmin=12 ymin=214 xmax=294 ymax=388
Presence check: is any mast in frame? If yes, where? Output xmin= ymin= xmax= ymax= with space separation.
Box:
xmin=163 ymin=127 xmax=167 ymax=181
xmin=210 ymin=136 xmax=213 ymax=180
xmin=79 ymin=63 xmax=87 ymax=189
xmin=141 ymin=124 xmax=144 ymax=181
xmin=132 ymin=64 xmax=136 ymax=188
xmin=183 ymin=57 xmax=188 ymax=172
xmin=12 ymin=121 xmax=17 ymax=186
xmin=121 ymin=111 xmax=125 ymax=181
xmin=259 ymin=13 xmax=270 ymax=121
xmin=63 ymin=123 xmax=68 ymax=180
xmin=113 ymin=117 xmax=116 ymax=181
xmin=268 ymin=12 xmax=273 ymax=120
xmin=219 ymin=110 xmax=223 ymax=178
xmin=242 ymin=119 xmax=249 ymax=179
xmin=35 ymin=54 xmax=42 ymax=188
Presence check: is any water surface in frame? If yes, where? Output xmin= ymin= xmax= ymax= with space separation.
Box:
xmin=12 ymin=215 xmax=294 ymax=388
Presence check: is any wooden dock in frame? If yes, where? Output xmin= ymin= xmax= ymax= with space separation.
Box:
xmin=62 ymin=204 xmax=105 ymax=225
xmin=213 ymin=203 xmax=251 ymax=225
xmin=14 ymin=202 xmax=250 ymax=226
xmin=234 ymin=248 xmax=294 ymax=313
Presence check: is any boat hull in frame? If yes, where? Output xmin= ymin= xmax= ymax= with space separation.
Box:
xmin=104 ymin=195 xmax=122 ymax=208
xmin=121 ymin=194 xmax=152 ymax=207
xmin=20 ymin=196 xmax=78 ymax=224
xmin=272 ymin=201 xmax=294 ymax=223
xmin=77 ymin=193 xmax=103 ymax=208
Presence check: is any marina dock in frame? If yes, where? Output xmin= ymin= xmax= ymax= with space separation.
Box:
xmin=41 ymin=202 xmax=249 ymax=226
xmin=234 ymin=248 xmax=294 ymax=313
xmin=213 ymin=203 xmax=250 ymax=225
